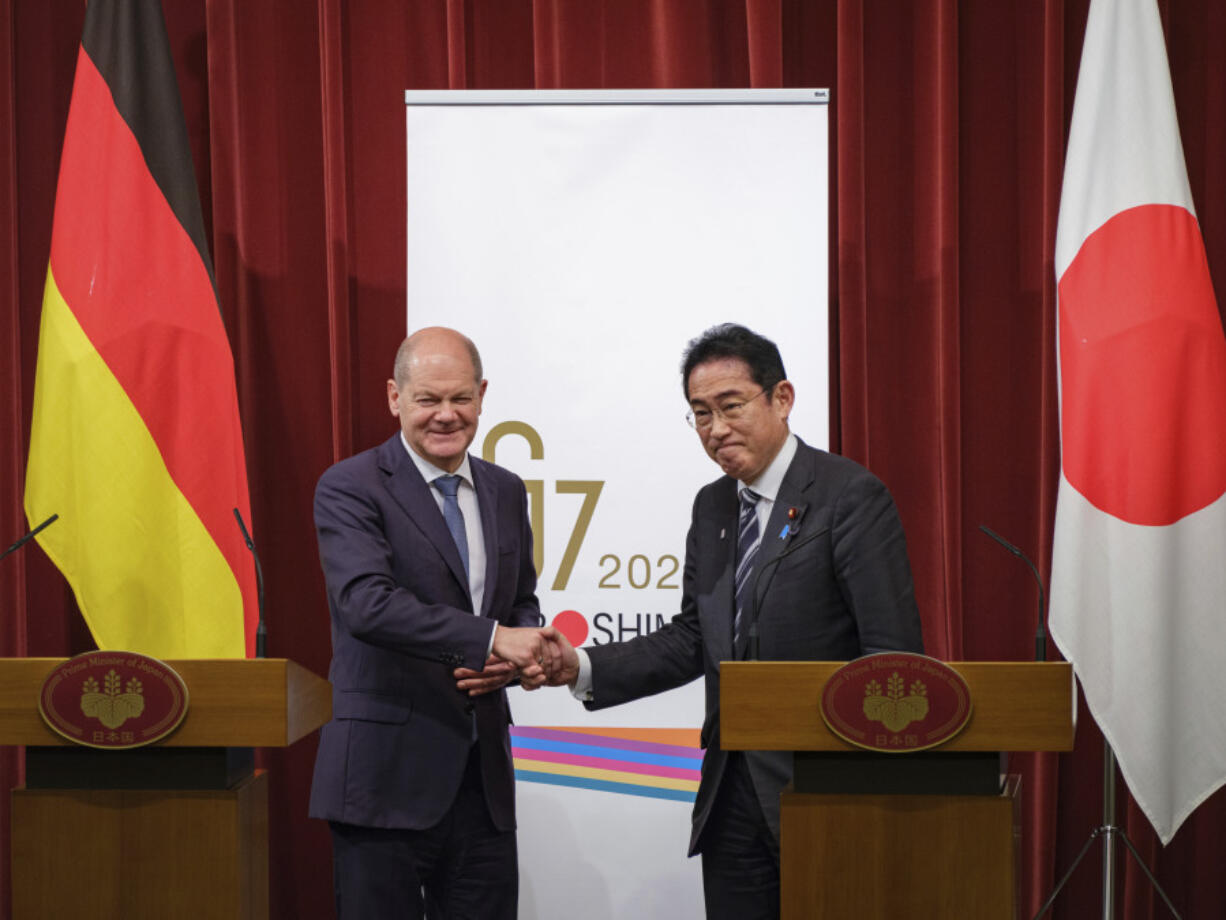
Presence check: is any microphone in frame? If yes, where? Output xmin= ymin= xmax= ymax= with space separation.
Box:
xmin=745 ymin=524 xmax=822 ymax=660
xmin=978 ymin=524 xmax=1047 ymax=662
xmin=1 ymin=514 xmax=59 ymax=564
xmin=233 ymin=508 xmax=267 ymax=658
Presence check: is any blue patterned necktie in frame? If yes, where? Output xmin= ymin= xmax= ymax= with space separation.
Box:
xmin=433 ymin=474 xmax=470 ymax=578
xmin=733 ymin=488 xmax=762 ymax=646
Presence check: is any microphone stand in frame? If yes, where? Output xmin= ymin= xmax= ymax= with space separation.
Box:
xmin=978 ymin=525 xmax=1183 ymax=919
xmin=233 ymin=509 xmax=267 ymax=658
xmin=978 ymin=525 xmax=1047 ymax=661
xmin=1 ymin=514 xmax=59 ymax=563
xmin=745 ymin=525 xmax=821 ymax=660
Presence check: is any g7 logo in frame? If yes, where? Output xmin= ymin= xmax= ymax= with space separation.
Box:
xmin=482 ymin=421 xmax=602 ymax=592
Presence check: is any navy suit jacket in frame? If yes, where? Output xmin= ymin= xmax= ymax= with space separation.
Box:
xmin=585 ymin=439 xmax=923 ymax=853
xmin=309 ymin=434 xmax=542 ymax=832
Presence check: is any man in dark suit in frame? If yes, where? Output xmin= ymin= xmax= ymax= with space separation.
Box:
xmin=472 ymin=323 xmax=923 ymax=919
xmin=311 ymin=326 xmax=558 ymax=920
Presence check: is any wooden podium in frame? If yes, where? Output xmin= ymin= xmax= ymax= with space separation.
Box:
xmin=0 ymin=658 xmax=331 ymax=920
xmin=721 ymin=661 xmax=1075 ymax=920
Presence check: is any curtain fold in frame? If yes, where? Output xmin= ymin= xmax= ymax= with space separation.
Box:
xmin=317 ymin=0 xmax=355 ymax=463
xmin=837 ymin=0 xmax=965 ymax=660
xmin=4 ymin=1 xmax=1226 ymax=916
xmin=744 ymin=0 xmax=782 ymax=87
xmin=0 ymin=8 xmax=24 ymax=916
xmin=1 ymin=0 xmax=23 ymax=637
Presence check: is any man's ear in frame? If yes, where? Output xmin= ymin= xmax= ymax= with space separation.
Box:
xmin=771 ymin=380 xmax=795 ymax=420
xmin=387 ymin=379 xmax=401 ymax=417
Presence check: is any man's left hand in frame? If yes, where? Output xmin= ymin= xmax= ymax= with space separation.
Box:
xmin=455 ymin=654 xmax=544 ymax=696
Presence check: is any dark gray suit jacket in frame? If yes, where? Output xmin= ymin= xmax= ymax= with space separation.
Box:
xmin=585 ymin=439 xmax=923 ymax=853
xmin=309 ymin=434 xmax=541 ymax=832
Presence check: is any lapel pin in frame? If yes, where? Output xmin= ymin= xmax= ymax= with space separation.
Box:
xmin=781 ymin=505 xmax=807 ymax=539
xmin=779 ymin=506 xmax=800 ymax=539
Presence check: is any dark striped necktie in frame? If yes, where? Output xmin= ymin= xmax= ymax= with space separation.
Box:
xmin=733 ymin=488 xmax=762 ymax=646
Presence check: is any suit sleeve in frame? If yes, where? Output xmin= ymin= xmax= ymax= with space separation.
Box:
xmin=505 ymin=478 xmax=544 ymax=629
xmin=585 ymin=496 xmax=706 ymax=708
xmin=315 ymin=463 xmax=494 ymax=669
xmin=831 ymin=470 xmax=924 ymax=655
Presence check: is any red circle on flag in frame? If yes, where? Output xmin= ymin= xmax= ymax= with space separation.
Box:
xmin=552 ymin=610 xmax=588 ymax=647
xmin=1057 ymin=204 xmax=1226 ymax=525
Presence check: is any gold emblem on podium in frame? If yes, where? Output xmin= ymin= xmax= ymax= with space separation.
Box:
xmin=862 ymin=672 xmax=929 ymax=732
xmin=39 ymin=652 xmax=189 ymax=749
xmin=80 ymin=669 xmax=146 ymax=729
xmin=821 ymin=653 xmax=972 ymax=752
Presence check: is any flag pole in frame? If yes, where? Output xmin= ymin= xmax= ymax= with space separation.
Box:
xmin=1102 ymin=745 xmax=1117 ymax=920
xmin=1031 ymin=736 xmax=1184 ymax=919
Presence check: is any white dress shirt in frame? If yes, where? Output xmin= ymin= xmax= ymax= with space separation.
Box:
xmin=737 ymin=432 xmax=797 ymax=537
xmin=401 ymin=433 xmax=495 ymax=655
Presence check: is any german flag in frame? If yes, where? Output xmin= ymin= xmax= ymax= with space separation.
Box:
xmin=24 ymin=0 xmax=256 ymax=658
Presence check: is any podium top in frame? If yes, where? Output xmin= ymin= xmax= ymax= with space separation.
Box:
xmin=0 ymin=658 xmax=331 ymax=748
xmin=721 ymin=660 xmax=1075 ymax=752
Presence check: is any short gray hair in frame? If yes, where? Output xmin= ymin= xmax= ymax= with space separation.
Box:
xmin=393 ymin=330 xmax=484 ymax=388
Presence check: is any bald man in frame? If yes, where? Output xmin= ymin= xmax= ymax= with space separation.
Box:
xmin=310 ymin=327 xmax=556 ymax=919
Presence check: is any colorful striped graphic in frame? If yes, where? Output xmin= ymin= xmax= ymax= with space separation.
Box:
xmin=512 ymin=726 xmax=703 ymax=803
xmin=23 ymin=0 xmax=256 ymax=658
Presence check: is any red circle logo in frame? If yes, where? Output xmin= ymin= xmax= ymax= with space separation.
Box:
xmin=39 ymin=651 xmax=190 ymax=749
xmin=552 ymin=610 xmax=589 ymax=647
xmin=820 ymin=653 xmax=972 ymax=753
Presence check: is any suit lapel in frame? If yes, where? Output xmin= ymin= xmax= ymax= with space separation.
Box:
xmin=734 ymin=443 xmax=817 ymax=659
xmin=757 ymin=449 xmax=816 ymax=577
xmin=708 ymin=478 xmax=739 ymax=663
xmin=472 ymin=459 xmax=499 ymax=618
xmin=377 ymin=436 xmax=472 ymax=605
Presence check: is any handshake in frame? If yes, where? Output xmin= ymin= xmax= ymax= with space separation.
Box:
xmin=453 ymin=625 xmax=582 ymax=697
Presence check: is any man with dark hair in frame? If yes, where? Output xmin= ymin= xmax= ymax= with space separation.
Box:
xmin=312 ymin=326 xmax=560 ymax=920
xmin=463 ymin=323 xmax=923 ymax=918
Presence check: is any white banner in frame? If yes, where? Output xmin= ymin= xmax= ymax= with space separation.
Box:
xmin=406 ymin=89 xmax=829 ymax=918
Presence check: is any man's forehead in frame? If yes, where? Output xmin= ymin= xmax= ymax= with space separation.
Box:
xmin=403 ymin=350 xmax=480 ymax=388
xmin=687 ymin=358 xmax=756 ymax=401
xmin=407 ymin=348 xmax=474 ymax=375
xmin=406 ymin=376 xmax=480 ymax=395
xmin=689 ymin=386 xmax=752 ymax=406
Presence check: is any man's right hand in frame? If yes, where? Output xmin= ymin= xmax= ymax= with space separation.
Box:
xmin=482 ymin=625 xmax=580 ymax=689
xmin=491 ymin=625 xmax=551 ymax=670
xmin=541 ymin=629 xmax=580 ymax=687
xmin=491 ymin=625 xmax=573 ymax=684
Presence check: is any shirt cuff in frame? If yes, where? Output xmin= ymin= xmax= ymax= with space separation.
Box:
xmin=486 ymin=622 xmax=497 ymax=659
xmin=571 ymin=647 xmax=594 ymax=702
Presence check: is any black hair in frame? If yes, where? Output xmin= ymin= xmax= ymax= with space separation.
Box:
xmin=680 ymin=323 xmax=787 ymax=399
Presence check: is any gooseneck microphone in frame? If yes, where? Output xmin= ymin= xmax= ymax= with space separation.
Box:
xmin=233 ymin=509 xmax=267 ymax=658
xmin=978 ymin=524 xmax=1047 ymax=662
xmin=1 ymin=514 xmax=59 ymax=564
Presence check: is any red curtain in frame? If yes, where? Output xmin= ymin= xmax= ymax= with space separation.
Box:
xmin=3 ymin=1 xmax=1224 ymax=916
